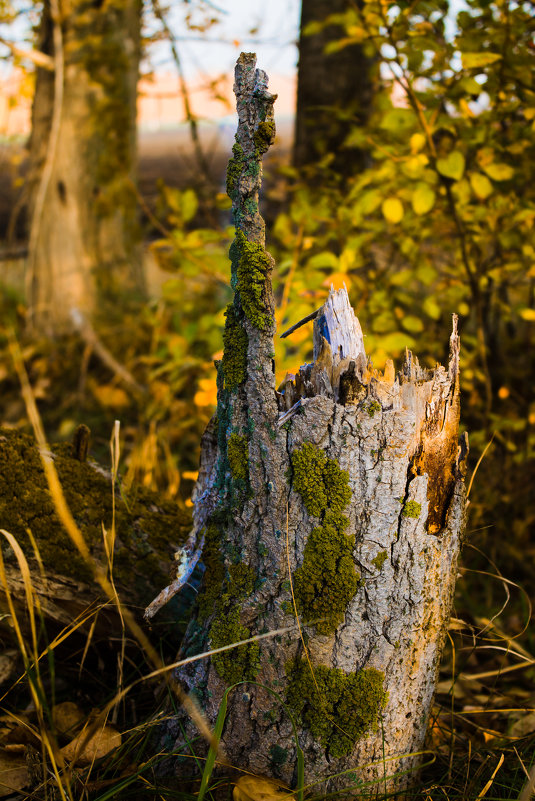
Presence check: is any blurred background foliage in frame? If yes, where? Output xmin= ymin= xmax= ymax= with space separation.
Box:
xmin=1 ymin=0 xmax=535 ymax=795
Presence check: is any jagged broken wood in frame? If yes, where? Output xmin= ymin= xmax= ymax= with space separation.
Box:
xmin=152 ymin=53 xmax=468 ymax=797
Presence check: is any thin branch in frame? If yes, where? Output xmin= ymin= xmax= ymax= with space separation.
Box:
xmin=151 ymin=0 xmax=213 ymax=185
xmin=0 ymin=36 xmax=54 ymax=70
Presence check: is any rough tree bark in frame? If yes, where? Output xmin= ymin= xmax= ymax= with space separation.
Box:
xmin=26 ymin=0 xmax=142 ymax=336
xmin=155 ymin=54 xmax=468 ymax=797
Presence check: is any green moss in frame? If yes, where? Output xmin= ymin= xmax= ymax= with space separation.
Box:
xmin=371 ymin=550 xmax=388 ymax=571
xmin=222 ymin=303 xmax=248 ymax=390
xmin=366 ymin=400 xmax=382 ymax=418
xmin=254 ymin=120 xmax=275 ymax=156
xmin=227 ymin=433 xmax=248 ymax=481
xmin=226 ymin=141 xmax=244 ymax=198
xmin=402 ymin=500 xmax=422 ymax=519
xmin=293 ymin=511 xmax=359 ymax=635
xmin=0 ymin=430 xmax=189 ymax=607
xmin=269 ymin=744 xmax=288 ymax=767
xmin=209 ymin=607 xmax=260 ymax=685
xmin=197 ymin=523 xmax=226 ymax=623
xmin=291 ymin=442 xmax=351 ymax=518
xmin=290 ymin=442 xmax=357 ymax=635
xmin=286 ymin=660 xmax=388 ymax=758
xmin=235 ymin=229 xmax=271 ymax=330
xmin=227 ymin=562 xmax=256 ymax=597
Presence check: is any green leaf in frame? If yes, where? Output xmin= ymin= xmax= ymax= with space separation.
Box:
xmin=462 ymin=52 xmax=503 ymax=69
xmin=402 ymin=315 xmax=424 ymax=333
xmin=357 ymin=188 xmax=383 ymax=214
xmin=482 ymin=163 xmax=514 ymax=181
xmin=436 ymin=151 xmax=465 ymax=181
xmin=412 ymin=183 xmax=436 ymax=215
xmin=469 ymin=172 xmax=493 ymax=199
xmin=307 ymin=252 xmax=339 ymax=270
xmin=181 ymin=188 xmax=198 ymax=222
xmin=379 ymin=108 xmax=416 ymax=133
xmin=381 ymin=198 xmax=404 ymax=223
xmin=423 ymin=297 xmax=441 ymax=320
xmin=519 ymin=308 xmax=535 ymax=321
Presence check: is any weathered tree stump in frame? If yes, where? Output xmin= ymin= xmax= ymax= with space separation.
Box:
xmin=154 ymin=53 xmax=468 ymax=796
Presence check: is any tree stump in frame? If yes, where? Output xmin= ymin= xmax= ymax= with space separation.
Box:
xmin=156 ymin=53 xmax=468 ymax=796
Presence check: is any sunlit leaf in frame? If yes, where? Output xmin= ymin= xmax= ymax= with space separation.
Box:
xmin=519 ymin=308 xmax=535 ymax=321
xmin=381 ymin=198 xmax=404 ymax=223
xmin=402 ymin=315 xmax=424 ymax=333
xmin=410 ymin=133 xmax=426 ymax=153
xmin=469 ymin=173 xmax=493 ymax=199
xmin=436 ymin=152 xmax=465 ymax=181
xmin=482 ymin=163 xmax=514 ymax=181
xmin=461 ymin=52 xmax=502 ymax=69
xmin=411 ymin=184 xmax=436 ymax=215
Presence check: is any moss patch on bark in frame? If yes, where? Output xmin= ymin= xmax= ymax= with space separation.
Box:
xmin=222 ymin=303 xmax=248 ymax=391
xmin=227 ymin=433 xmax=248 ymax=481
xmin=290 ymin=442 xmax=358 ymax=634
xmin=286 ymin=660 xmax=388 ymax=758
xmin=234 ymin=228 xmax=271 ymax=330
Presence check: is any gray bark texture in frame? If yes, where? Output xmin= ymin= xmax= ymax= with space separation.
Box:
xmin=158 ymin=54 xmax=468 ymax=797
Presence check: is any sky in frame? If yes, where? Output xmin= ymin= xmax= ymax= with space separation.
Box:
xmin=147 ymin=0 xmax=301 ymax=80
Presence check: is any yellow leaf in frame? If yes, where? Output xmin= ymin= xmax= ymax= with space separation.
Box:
xmin=410 ymin=132 xmax=426 ymax=153
xmin=92 ymin=384 xmax=130 ymax=409
xmin=381 ymin=198 xmax=404 ymax=224
xmin=322 ymin=272 xmax=351 ymax=291
xmin=482 ymin=162 xmax=514 ymax=181
xmin=233 ymin=775 xmax=295 ymax=801
xmin=462 ymin=52 xmax=502 ymax=69
xmin=519 ymin=308 xmax=535 ymax=321
xmin=469 ymin=172 xmax=493 ymax=199
xmin=411 ymin=184 xmax=436 ymax=215
xmin=402 ymin=153 xmax=429 ymax=178
xmin=436 ymin=151 xmax=465 ymax=181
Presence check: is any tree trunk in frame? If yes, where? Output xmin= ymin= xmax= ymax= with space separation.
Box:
xmin=156 ymin=54 xmax=468 ymax=797
xmin=294 ymin=0 xmax=375 ymax=176
xmin=26 ymin=0 xmax=142 ymax=337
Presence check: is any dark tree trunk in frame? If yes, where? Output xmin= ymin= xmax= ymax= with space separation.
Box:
xmin=26 ymin=0 xmax=143 ymax=336
xmin=294 ymin=0 xmax=376 ymax=176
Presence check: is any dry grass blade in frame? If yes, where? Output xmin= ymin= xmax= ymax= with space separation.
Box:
xmin=475 ymin=752 xmax=504 ymax=800
xmin=8 ymin=333 xmax=217 ymax=753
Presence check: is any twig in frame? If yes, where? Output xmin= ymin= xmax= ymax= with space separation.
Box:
xmin=0 ymin=36 xmax=54 ymax=70
xmin=69 ymin=309 xmax=146 ymax=395
xmin=279 ymin=308 xmax=321 ymax=339
xmin=151 ymin=0 xmax=213 ymax=184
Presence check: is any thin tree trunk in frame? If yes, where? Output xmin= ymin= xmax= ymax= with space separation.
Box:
xmin=27 ymin=0 xmax=143 ymax=337
xmin=156 ymin=54 xmax=468 ymax=797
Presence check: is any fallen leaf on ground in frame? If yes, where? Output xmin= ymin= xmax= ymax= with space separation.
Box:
xmin=0 ymin=750 xmax=29 ymax=797
xmin=233 ymin=774 xmax=295 ymax=801
xmin=61 ymin=724 xmax=121 ymax=765
xmin=52 ymin=702 xmax=85 ymax=737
